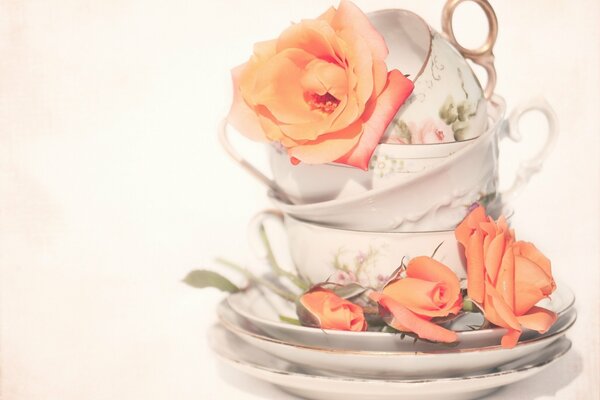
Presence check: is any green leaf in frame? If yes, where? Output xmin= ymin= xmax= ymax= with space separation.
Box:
xmin=279 ymin=315 xmax=301 ymax=326
xmin=182 ymin=270 xmax=240 ymax=293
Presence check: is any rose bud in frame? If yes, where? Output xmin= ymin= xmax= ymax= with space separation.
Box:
xmin=297 ymin=288 xmax=367 ymax=331
xmin=370 ymin=256 xmax=462 ymax=343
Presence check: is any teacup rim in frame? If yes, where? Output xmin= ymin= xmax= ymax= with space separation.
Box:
xmin=280 ymin=208 xmax=513 ymax=235
xmin=269 ymin=96 xmax=507 ymax=211
xmin=367 ymin=8 xmax=433 ymax=83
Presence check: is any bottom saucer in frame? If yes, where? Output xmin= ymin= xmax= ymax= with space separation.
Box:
xmin=208 ymin=324 xmax=571 ymax=400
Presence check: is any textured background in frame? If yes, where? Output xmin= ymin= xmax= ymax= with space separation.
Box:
xmin=1 ymin=0 xmax=599 ymax=399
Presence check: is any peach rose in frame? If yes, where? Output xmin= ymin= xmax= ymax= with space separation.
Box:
xmin=298 ymin=288 xmax=367 ymax=331
xmin=369 ymin=256 xmax=462 ymax=343
xmin=228 ymin=1 xmax=414 ymax=170
xmin=455 ymin=205 xmax=557 ymax=348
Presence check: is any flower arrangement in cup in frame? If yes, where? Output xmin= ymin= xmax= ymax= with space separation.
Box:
xmin=227 ymin=0 xmax=415 ymax=170
xmin=185 ymin=205 xmax=558 ymax=349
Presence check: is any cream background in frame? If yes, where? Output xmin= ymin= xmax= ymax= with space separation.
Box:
xmin=0 ymin=0 xmax=599 ymax=399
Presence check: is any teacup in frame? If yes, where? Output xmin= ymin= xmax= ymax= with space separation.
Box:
xmin=219 ymin=1 xmax=499 ymax=205
xmin=268 ymin=138 xmax=476 ymax=204
xmin=369 ymin=7 xmax=494 ymax=144
xmin=268 ymin=96 xmax=558 ymax=232
xmin=249 ymin=210 xmax=471 ymax=287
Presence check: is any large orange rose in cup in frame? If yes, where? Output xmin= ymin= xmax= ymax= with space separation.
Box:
xmin=369 ymin=256 xmax=463 ymax=343
xmin=228 ymin=0 xmax=414 ymax=170
xmin=298 ymin=288 xmax=367 ymax=331
xmin=455 ymin=205 xmax=557 ymax=348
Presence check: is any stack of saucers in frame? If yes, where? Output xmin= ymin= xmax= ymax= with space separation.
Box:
xmin=210 ymin=1 xmax=570 ymax=398
xmin=210 ymin=284 xmax=575 ymax=399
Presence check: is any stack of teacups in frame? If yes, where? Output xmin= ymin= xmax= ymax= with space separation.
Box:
xmin=213 ymin=2 xmax=570 ymax=399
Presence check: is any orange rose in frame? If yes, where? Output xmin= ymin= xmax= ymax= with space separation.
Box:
xmin=369 ymin=256 xmax=462 ymax=343
xmin=228 ymin=0 xmax=414 ymax=170
xmin=298 ymin=288 xmax=367 ymax=331
xmin=455 ymin=205 xmax=557 ymax=348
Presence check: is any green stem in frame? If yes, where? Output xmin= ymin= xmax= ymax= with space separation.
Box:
xmin=259 ymin=227 xmax=309 ymax=291
xmin=215 ymin=258 xmax=297 ymax=302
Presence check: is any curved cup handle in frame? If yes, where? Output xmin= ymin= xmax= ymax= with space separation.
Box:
xmin=442 ymin=0 xmax=498 ymax=99
xmin=499 ymin=98 xmax=559 ymax=203
xmin=219 ymin=119 xmax=290 ymax=201
xmin=247 ymin=209 xmax=285 ymax=260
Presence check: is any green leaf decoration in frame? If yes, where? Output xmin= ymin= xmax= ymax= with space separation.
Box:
xmin=182 ymin=270 xmax=240 ymax=293
xmin=279 ymin=315 xmax=301 ymax=326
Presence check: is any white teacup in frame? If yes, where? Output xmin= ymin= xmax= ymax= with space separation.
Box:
xmin=267 ymin=96 xmax=558 ymax=232
xmin=249 ymin=211 xmax=470 ymax=288
xmin=268 ymin=138 xmax=475 ymax=204
xmin=370 ymin=6 xmax=494 ymax=144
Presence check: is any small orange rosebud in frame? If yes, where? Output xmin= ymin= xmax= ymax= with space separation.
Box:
xmin=298 ymin=288 xmax=367 ymax=332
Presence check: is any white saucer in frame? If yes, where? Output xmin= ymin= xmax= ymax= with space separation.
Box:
xmin=219 ymin=300 xmax=575 ymax=379
xmin=227 ymin=283 xmax=575 ymax=351
xmin=209 ymin=324 xmax=572 ymax=400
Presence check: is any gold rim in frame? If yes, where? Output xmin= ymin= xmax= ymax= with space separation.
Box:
xmin=210 ymin=325 xmax=572 ymax=385
xmin=218 ymin=301 xmax=576 ymax=356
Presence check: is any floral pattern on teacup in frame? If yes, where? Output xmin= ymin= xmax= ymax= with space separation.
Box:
xmin=369 ymin=154 xmax=406 ymax=178
xmin=384 ymin=96 xmax=482 ymax=144
xmin=331 ymin=247 xmax=387 ymax=288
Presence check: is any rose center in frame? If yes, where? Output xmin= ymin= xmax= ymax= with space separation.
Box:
xmin=307 ymin=92 xmax=340 ymax=113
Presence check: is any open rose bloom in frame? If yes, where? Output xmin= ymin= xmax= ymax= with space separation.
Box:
xmin=228 ymin=0 xmax=414 ymax=170
xmin=455 ymin=205 xmax=557 ymax=348
xmin=369 ymin=256 xmax=463 ymax=343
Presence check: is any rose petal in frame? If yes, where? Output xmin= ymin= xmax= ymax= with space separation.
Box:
xmin=496 ymin=244 xmax=515 ymax=311
xmin=514 ymin=254 xmax=556 ymax=297
xmin=516 ymin=306 xmax=557 ymax=334
xmin=484 ymin=282 xmax=521 ymax=331
xmin=406 ymin=256 xmax=461 ymax=307
xmin=455 ymin=205 xmax=487 ymax=247
xmin=287 ymin=120 xmax=363 ymax=164
xmin=330 ymin=0 xmax=389 ymax=61
xmin=335 ymin=70 xmax=413 ymax=169
xmin=501 ymin=329 xmax=521 ymax=349
xmin=370 ymin=292 xmax=458 ymax=343
xmin=228 ymin=64 xmax=269 ymax=142
xmin=467 ymin=234 xmax=486 ymax=304
xmin=484 ymin=232 xmax=506 ymax=285
xmin=513 ymin=281 xmax=545 ymax=316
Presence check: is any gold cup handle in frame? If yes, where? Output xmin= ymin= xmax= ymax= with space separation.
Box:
xmin=442 ymin=0 xmax=498 ymax=99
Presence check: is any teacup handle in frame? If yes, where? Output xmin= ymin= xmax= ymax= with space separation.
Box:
xmin=247 ymin=210 xmax=309 ymax=288
xmin=219 ymin=118 xmax=288 ymax=199
xmin=499 ymin=98 xmax=559 ymax=203
xmin=442 ymin=0 xmax=498 ymax=99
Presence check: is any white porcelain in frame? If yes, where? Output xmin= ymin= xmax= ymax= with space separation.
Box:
xmin=369 ymin=9 xmax=487 ymax=144
xmin=220 ymin=307 xmax=573 ymax=379
xmin=226 ymin=285 xmax=575 ymax=352
xmin=250 ymin=210 xmax=470 ymax=283
xmin=267 ymin=96 xmax=558 ymax=230
xmin=268 ymin=137 xmax=476 ymax=204
xmin=209 ymin=324 xmax=572 ymax=400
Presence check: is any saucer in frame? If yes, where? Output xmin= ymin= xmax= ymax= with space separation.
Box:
xmin=227 ymin=284 xmax=575 ymax=351
xmin=219 ymin=299 xmax=575 ymax=379
xmin=209 ymin=324 xmax=572 ymax=400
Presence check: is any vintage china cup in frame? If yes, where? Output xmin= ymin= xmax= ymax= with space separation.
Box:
xmin=218 ymin=300 xmax=574 ymax=379
xmin=220 ymin=1 xmax=500 ymax=205
xmin=267 ymin=96 xmax=558 ymax=231
xmin=370 ymin=7 xmax=491 ymax=144
xmin=209 ymin=324 xmax=572 ymax=400
xmin=226 ymin=285 xmax=575 ymax=352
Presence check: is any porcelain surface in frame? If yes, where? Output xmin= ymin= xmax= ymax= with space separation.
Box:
xmin=209 ymin=324 xmax=572 ymax=400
